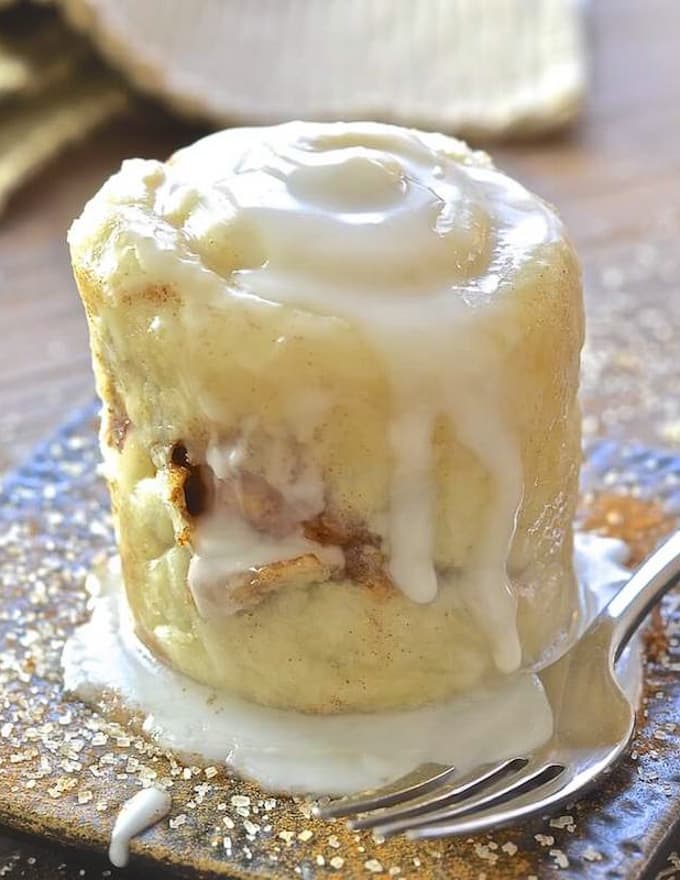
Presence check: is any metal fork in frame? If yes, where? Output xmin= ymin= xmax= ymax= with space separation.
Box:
xmin=314 ymin=531 xmax=680 ymax=839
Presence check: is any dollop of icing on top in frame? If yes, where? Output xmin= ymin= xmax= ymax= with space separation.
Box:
xmin=163 ymin=122 xmax=557 ymax=309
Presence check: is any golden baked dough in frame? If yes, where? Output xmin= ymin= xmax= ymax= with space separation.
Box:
xmin=69 ymin=122 xmax=583 ymax=712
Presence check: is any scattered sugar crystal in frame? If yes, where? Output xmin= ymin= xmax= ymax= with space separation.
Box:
xmin=243 ymin=820 xmax=260 ymax=836
xmin=550 ymin=849 xmax=569 ymax=869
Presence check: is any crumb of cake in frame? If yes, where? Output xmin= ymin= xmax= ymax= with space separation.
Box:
xmin=169 ymin=443 xmax=214 ymax=519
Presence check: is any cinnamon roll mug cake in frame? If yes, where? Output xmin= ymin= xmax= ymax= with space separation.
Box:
xmin=66 ymin=121 xmax=589 ymax=795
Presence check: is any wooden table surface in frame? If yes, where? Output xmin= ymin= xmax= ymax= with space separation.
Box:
xmin=1 ymin=0 xmax=680 ymax=877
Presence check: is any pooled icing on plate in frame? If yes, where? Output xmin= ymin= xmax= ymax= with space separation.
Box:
xmin=63 ymin=533 xmax=639 ymax=798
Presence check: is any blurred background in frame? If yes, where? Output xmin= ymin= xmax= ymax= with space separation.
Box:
xmin=1 ymin=0 xmax=679 ymax=478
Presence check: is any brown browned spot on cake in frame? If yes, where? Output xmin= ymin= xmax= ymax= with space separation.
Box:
xmin=169 ymin=442 xmax=214 ymax=519
xmin=343 ymin=543 xmax=393 ymax=598
xmin=120 ymin=283 xmax=180 ymax=307
xmin=305 ymin=510 xmax=395 ymax=597
xmin=304 ymin=510 xmax=378 ymax=549
xmin=176 ymin=526 xmax=192 ymax=548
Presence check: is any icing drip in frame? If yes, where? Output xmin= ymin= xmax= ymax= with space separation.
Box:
xmin=386 ymin=407 xmax=438 ymax=603
xmin=449 ymin=388 xmax=524 ymax=672
xmin=108 ymin=786 xmax=171 ymax=868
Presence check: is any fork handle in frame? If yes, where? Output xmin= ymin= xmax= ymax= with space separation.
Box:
xmin=604 ymin=529 xmax=680 ymax=662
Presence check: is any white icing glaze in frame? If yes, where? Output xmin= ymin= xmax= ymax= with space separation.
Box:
xmin=108 ymin=786 xmax=171 ymax=868
xmin=62 ymin=534 xmax=638 ymax=797
xmin=69 ymin=122 xmax=565 ymax=672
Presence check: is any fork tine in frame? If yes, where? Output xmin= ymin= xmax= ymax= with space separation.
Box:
xmin=407 ymin=769 xmax=575 ymax=839
xmin=373 ymin=761 xmax=565 ymax=838
xmin=348 ymin=757 xmax=526 ymax=831
xmin=312 ymin=763 xmax=457 ymax=820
